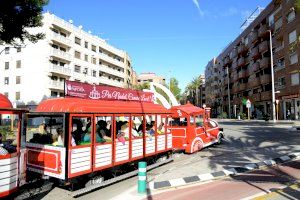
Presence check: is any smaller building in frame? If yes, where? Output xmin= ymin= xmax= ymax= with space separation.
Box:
xmin=137 ymin=72 xmax=166 ymax=85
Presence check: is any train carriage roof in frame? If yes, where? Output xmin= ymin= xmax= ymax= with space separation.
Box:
xmin=36 ymin=98 xmax=170 ymax=114
xmin=170 ymin=103 xmax=204 ymax=115
xmin=0 ymin=93 xmax=13 ymax=109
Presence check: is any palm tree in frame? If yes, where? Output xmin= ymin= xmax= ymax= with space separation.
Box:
xmin=185 ymin=76 xmax=203 ymax=105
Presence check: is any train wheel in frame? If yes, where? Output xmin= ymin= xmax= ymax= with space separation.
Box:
xmin=217 ymin=133 xmax=224 ymax=145
xmin=192 ymin=140 xmax=203 ymax=153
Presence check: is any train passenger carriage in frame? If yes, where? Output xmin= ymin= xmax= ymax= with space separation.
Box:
xmin=169 ymin=103 xmax=223 ymax=154
xmin=0 ymin=94 xmax=26 ymax=198
xmin=23 ymin=97 xmax=172 ymax=183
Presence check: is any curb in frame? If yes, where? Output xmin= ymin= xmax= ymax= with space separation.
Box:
xmin=148 ymin=152 xmax=300 ymax=190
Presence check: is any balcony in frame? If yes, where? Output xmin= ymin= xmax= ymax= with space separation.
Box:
xmin=51 ymin=32 xmax=72 ymax=46
xmin=238 ymin=44 xmax=247 ymax=55
xmin=48 ymin=80 xmax=64 ymax=91
xmin=232 ymin=61 xmax=238 ymax=69
xmin=99 ymin=65 xmax=125 ymax=78
xmin=251 ymin=46 xmax=260 ymax=60
xmin=260 ymin=74 xmax=271 ymax=85
xmin=252 ymin=61 xmax=260 ymax=73
xmin=49 ymin=64 xmax=72 ymax=76
xmin=238 ymin=70 xmax=248 ymax=79
xmin=248 ymin=76 xmax=260 ymax=88
xmin=258 ymin=24 xmax=268 ymax=38
xmin=99 ymin=53 xmax=124 ymax=67
xmin=238 ymin=83 xmax=247 ymax=91
xmin=252 ymin=93 xmax=261 ymax=102
xmin=261 ymin=91 xmax=272 ymax=101
xmin=259 ymin=41 xmax=269 ymax=53
xmin=224 ymin=56 xmax=231 ymax=65
xmin=237 ymin=57 xmax=245 ymax=67
xmin=250 ymin=31 xmax=258 ymax=44
xmin=233 ymin=73 xmax=238 ymax=81
xmin=260 ymin=57 xmax=270 ymax=69
xmin=230 ymin=48 xmax=238 ymax=59
xmin=233 ymin=97 xmax=241 ymax=105
xmin=51 ymin=48 xmax=72 ymax=61
xmin=98 ymin=77 xmax=124 ymax=88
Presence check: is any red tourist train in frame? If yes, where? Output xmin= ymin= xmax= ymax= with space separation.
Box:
xmin=0 ymin=83 xmax=223 ymax=198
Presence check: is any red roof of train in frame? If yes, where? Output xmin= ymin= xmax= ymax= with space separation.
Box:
xmin=36 ymin=97 xmax=170 ymax=114
xmin=170 ymin=103 xmax=204 ymax=115
xmin=0 ymin=93 xmax=13 ymax=109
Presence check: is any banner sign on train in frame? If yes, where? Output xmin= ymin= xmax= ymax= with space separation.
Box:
xmin=65 ymin=80 xmax=154 ymax=103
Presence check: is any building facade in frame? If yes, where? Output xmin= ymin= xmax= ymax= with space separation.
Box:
xmin=205 ymin=0 xmax=300 ymax=120
xmin=137 ymin=72 xmax=166 ymax=85
xmin=0 ymin=12 xmax=134 ymax=106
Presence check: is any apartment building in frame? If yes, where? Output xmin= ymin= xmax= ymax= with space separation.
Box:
xmin=205 ymin=0 xmax=300 ymax=120
xmin=137 ymin=72 xmax=166 ymax=85
xmin=0 ymin=12 xmax=134 ymax=106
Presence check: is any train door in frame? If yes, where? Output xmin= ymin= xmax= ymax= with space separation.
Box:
xmin=114 ymin=115 xmax=130 ymax=165
xmin=131 ymin=115 xmax=144 ymax=160
xmin=68 ymin=114 xmax=93 ymax=178
xmin=145 ymin=114 xmax=156 ymax=156
xmin=93 ymin=115 xmax=113 ymax=171
xmin=156 ymin=115 xmax=166 ymax=152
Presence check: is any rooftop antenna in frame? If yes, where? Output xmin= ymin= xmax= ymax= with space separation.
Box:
xmin=240 ymin=6 xmax=264 ymax=31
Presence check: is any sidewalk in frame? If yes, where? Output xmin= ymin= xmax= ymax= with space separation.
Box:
xmin=253 ymin=183 xmax=300 ymax=200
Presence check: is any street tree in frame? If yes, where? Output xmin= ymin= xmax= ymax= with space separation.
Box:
xmin=168 ymin=77 xmax=181 ymax=101
xmin=134 ymin=82 xmax=150 ymax=90
xmin=185 ymin=76 xmax=203 ymax=105
xmin=0 ymin=0 xmax=48 ymax=45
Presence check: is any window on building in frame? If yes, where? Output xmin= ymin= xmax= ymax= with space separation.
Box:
xmin=83 ymin=68 xmax=88 ymax=75
xmin=75 ymin=51 xmax=81 ymax=59
xmin=92 ymin=70 xmax=96 ymax=77
xmin=289 ymin=30 xmax=297 ymax=44
xmin=51 ymin=91 xmax=58 ymax=97
xmin=99 ymin=60 xmax=102 ymax=65
xmin=16 ymin=92 xmax=20 ymax=100
xmin=16 ymin=76 xmax=21 ymax=84
xmin=84 ymin=41 xmax=88 ymax=48
xmin=275 ymin=17 xmax=282 ymax=31
xmin=277 ymin=57 xmax=285 ymax=68
xmin=291 ymin=73 xmax=300 ymax=86
xmin=290 ymin=53 xmax=298 ymax=65
xmin=287 ymin=10 xmax=295 ymax=23
xmin=91 ymin=45 xmax=96 ymax=52
xmin=92 ymin=58 xmax=96 ymax=64
xmin=75 ymin=37 xmax=81 ymax=45
xmin=84 ymin=54 xmax=88 ymax=62
xmin=4 ymin=47 xmax=9 ymax=54
xmin=4 ymin=77 xmax=9 ymax=85
xmin=52 ymin=44 xmax=58 ymax=49
xmin=278 ymin=77 xmax=286 ymax=86
xmin=74 ymin=65 xmax=81 ymax=73
xmin=16 ymin=60 xmax=21 ymax=68
xmin=59 ymin=47 xmax=66 ymax=52
xmin=16 ymin=47 xmax=21 ymax=52
xmin=268 ymin=13 xmax=274 ymax=26
xmin=99 ymin=72 xmax=103 ymax=77
xmin=60 ymin=32 xmax=66 ymax=37
xmin=5 ymin=62 xmax=9 ymax=70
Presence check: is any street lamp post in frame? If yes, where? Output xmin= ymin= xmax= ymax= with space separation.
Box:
xmin=226 ymin=67 xmax=231 ymax=119
xmin=268 ymin=30 xmax=276 ymax=123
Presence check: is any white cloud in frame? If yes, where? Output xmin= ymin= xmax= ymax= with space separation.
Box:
xmin=192 ymin=0 xmax=204 ymax=16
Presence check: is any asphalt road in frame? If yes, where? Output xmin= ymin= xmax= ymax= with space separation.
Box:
xmin=40 ymin=120 xmax=300 ymax=200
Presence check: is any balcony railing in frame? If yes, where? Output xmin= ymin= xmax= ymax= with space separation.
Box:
xmin=252 ymin=61 xmax=260 ymax=73
xmin=260 ymin=57 xmax=270 ymax=69
xmin=237 ymin=57 xmax=245 ymax=67
xmin=248 ymin=77 xmax=260 ymax=88
xmin=260 ymin=74 xmax=271 ymax=85
xmin=258 ymin=24 xmax=268 ymax=38
xmin=238 ymin=44 xmax=247 ymax=55
xmin=259 ymin=41 xmax=269 ymax=53
xmin=48 ymin=80 xmax=64 ymax=90
xmin=261 ymin=91 xmax=272 ymax=101
xmin=238 ymin=83 xmax=247 ymax=91
xmin=224 ymin=56 xmax=231 ymax=65
xmin=230 ymin=48 xmax=238 ymax=59
xmin=250 ymin=31 xmax=258 ymax=44
xmin=100 ymin=65 xmax=125 ymax=78
xmin=98 ymin=77 xmax=124 ymax=88
xmin=251 ymin=46 xmax=260 ymax=60
xmin=51 ymin=48 xmax=72 ymax=61
xmin=252 ymin=93 xmax=261 ymax=101
xmin=49 ymin=64 xmax=72 ymax=76
xmin=51 ymin=32 xmax=72 ymax=46
xmin=238 ymin=70 xmax=248 ymax=79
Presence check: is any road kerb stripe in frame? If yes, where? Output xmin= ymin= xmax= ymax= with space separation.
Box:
xmin=148 ymin=152 xmax=300 ymax=191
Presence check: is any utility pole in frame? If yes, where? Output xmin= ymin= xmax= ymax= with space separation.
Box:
xmin=268 ymin=30 xmax=276 ymax=123
xmin=227 ymin=67 xmax=231 ymax=119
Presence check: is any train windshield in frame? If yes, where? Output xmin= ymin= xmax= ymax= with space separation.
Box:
xmin=25 ymin=114 xmax=65 ymax=147
xmin=0 ymin=113 xmax=19 ymax=154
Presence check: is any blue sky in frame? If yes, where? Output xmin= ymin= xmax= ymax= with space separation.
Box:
xmin=45 ymin=0 xmax=271 ymax=90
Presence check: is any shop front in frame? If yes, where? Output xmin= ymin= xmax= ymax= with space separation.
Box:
xmin=282 ymin=94 xmax=300 ymax=120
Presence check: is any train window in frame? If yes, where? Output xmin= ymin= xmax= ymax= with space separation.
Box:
xmin=190 ymin=117 xmax=195 ymax=125
xmin=208 ymin=120 xmax=218 ymax=128
xmin=156 ymin=115 xmax=166 ymax=134
xmin=116 ymin=116 xmax=130 ymax=142
xmin=71 ymin=117 xmax=91 ymax=146
xmin=0 ymin=113 xmax=19 ymax=154
xmin=169 ymin=117 xmax=187 ymax=126
xmin=95 ymin=116 xmax=112 ymax=143
xmin=132 ymin=116 xmax=143 ymax=138
xmin=26 ymin=115 xmax=64 ymax=147
xmin=146 ymin=115 xmax=155 ymax=137
xmin=195 ymin=115 xmax=204 ymax=127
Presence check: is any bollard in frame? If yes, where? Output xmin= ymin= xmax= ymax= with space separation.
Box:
xmin=138 ymin=161 xmax=147 ymax=194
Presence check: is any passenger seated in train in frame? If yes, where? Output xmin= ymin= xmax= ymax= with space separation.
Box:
xmin=157 ymin=122 xmax=165 ymax=134
xmin=72 ymin=119 xmax=91 ymax=145
xmin=0 ymin=133 xmax=9 ymax=155
xmin=52 ymin=127 xmax=64 ymax=146
xmin=95 ymin=120 xmax=111 ymax=143
xmin=116 ymin=120 xmax=129 ymax=144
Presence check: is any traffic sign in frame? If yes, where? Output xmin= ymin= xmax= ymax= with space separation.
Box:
xmin=246 ymin=99 xmax=251 ymax=108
